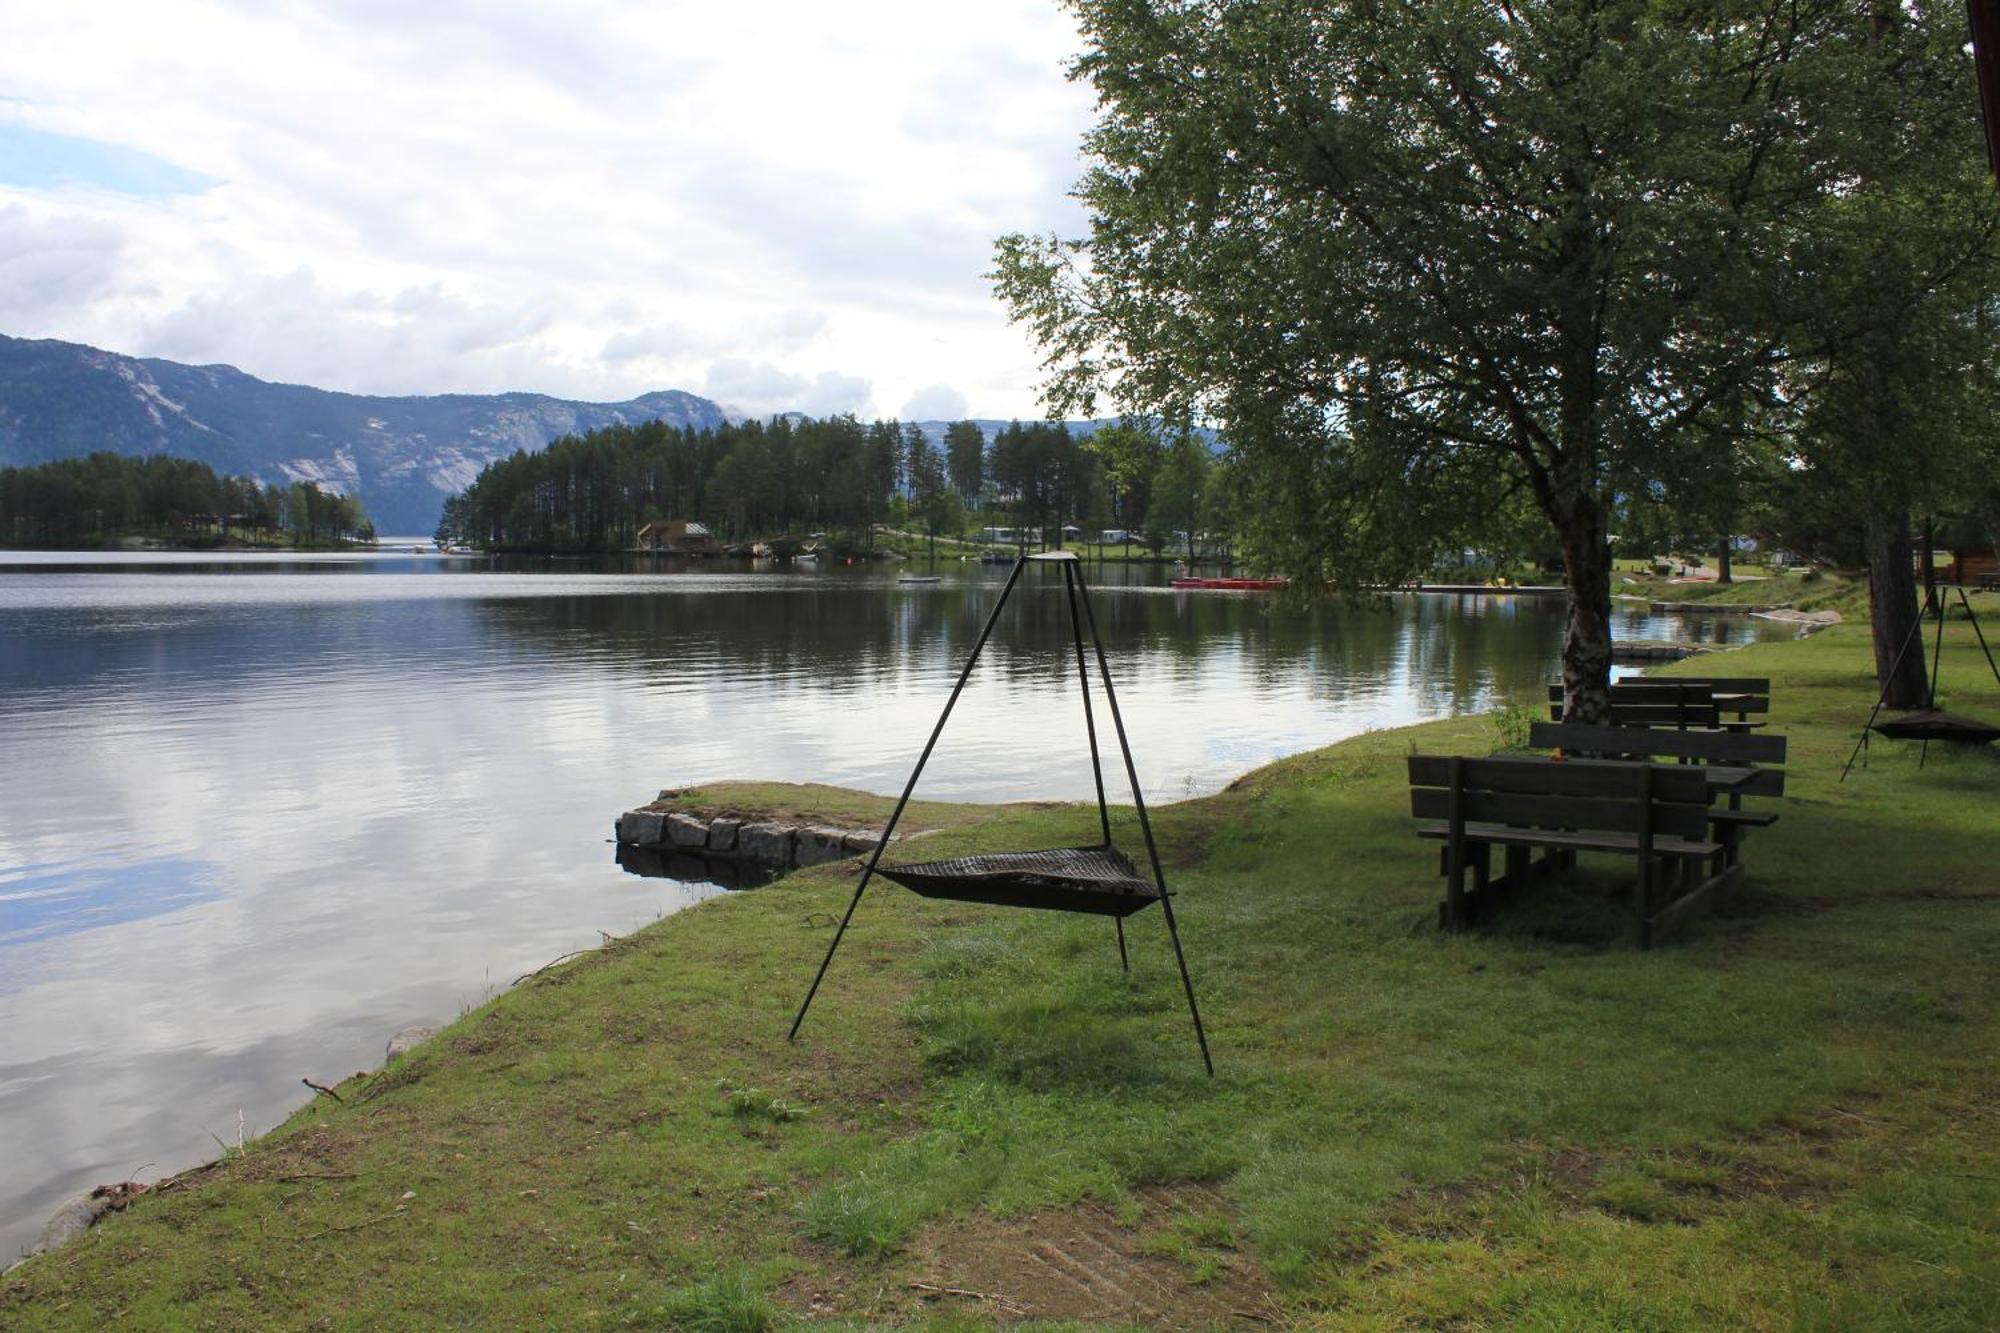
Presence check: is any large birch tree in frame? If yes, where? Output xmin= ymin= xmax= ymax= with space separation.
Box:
xmin=994 ymin=0 xmax=1993 ymax=719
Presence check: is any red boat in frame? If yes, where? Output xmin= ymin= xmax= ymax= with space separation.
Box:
xmin=1168 ymin=576 xmax=1289 ymax=591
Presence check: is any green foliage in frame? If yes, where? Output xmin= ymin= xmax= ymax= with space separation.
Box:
xmin=988 ymin=420 xmax=1098 ymax=547
xmin=797 ymin=1140 xmax=999 ymax=1258
xmin=652 ymin=1268 xmax=779 ymax=1333
xmin=993 ymin=0 xmax=2000 ymax=711
xmin=1148 ymin=435 xmax=1211 ymax=561
xmin=0 ymin=451 xmax=371 ymax=547
xmin=904 ymin=426 xmax=963 ymax=545
xmin=453 ymin=414 xmax=914 ymax=552
xmin=718 ymin=1080 xmax=809 ymax=1124
xmin=1487 ymin=703 xmax=1538 ymax=754
xmin=443 ymin=414 xmax=1170 ymax=555
xmin=1085 ymin=421 xmax=1162 ymax=535
xmin=943 ymin=419 xmax=986 ymax=508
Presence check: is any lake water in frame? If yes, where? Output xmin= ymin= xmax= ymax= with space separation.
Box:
xmin=0 ymin=549 xmax=1796 ymax=1259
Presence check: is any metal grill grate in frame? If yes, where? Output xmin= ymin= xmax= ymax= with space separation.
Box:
xmin=876 ymin=844 xmax=1163 ymax=917
xmin=1870 ymin=710 xmax=2000 ymax=744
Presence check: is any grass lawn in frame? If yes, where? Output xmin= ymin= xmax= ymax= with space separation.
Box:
xmin=5 ymin=613 xmax=1998 ymax=1329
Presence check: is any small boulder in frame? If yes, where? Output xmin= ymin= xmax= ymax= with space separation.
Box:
xmin=616 ymin=810 xmax=668 ymax=847
xmin=793 ymin=827 xmax=854 ymax=867
xmin=736 ymin=822 xmax=794 ymax=867
xmin=31 ymin=1194 xmax=105 ymax=1257
xmin=666 ymin=812 xmax=709 ymax=849
xmin=841 ymin=830 xmax=885 ymax=852
xmin=386 ymin=1025 xmax=441 ymax=1061
xmin=707 ymin=817 xmax=741 ymax=852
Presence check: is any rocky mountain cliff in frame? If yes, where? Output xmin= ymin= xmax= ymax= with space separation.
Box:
xmin=0 ymin=335 xmax=728 ymax=534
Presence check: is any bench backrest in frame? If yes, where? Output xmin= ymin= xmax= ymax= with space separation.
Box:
xmin=1660 ymin=677 xmax=1771 ymax=694
xmin=1653 ymin=676 xmax=1772 ymax=718
xmin=1546 ymin=690 xmax=1722 ymax=729
xmin=1408 ymin=754 xmax=1712 ymax=840
xmin=1529 ymin=721 xmax=1786 ymax=796
xmin=1551 ymin=677 xmax=1773 ymax=718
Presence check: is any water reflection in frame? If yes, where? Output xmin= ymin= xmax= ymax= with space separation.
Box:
xmin=0 ymin=558 xmax=1797 ymax=1259
xmin=614 ymin=844 xmax=777 ymax=890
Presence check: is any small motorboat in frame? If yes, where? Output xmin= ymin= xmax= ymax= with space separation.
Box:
xmin=897 ymin=574 xmax=943 ymax=584
xmin=1169 ymin=576 xmax=1289 ymax=591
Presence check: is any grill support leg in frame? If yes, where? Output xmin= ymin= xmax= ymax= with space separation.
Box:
xmin=1841 ymin=591 xmax=1931 ymax=781
xmin=1061 ymin=560 xmax=1121 ymax=971
xmin=1959 ymin=586 xmax=2000 ymax=686
xmin=1072 ymin=564 xmax=1215 ymax=1077
xmin=788 ymin=556 xmax=1029 ymax=1041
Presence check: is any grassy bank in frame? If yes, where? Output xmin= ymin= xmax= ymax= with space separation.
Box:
xmin=5 ymin=615 xmax=1999 ymax=1329
xmin=1615 ymin=567 xmax=1871 ymax=619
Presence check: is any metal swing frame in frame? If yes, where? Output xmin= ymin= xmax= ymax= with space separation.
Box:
xmin=787 ymin=551 xmax=1214 ymax=1076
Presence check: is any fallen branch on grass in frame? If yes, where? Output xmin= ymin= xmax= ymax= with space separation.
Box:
xmin=301 ymin=1077 xmax=343 ymax=1104
xmin=908 ymin=1282 xmax=1027 ymax=1315
xmin=299 ymin=1210 xmax=407 ymax=1242
xmin=512 ymin=949 xmax=594 ymax=986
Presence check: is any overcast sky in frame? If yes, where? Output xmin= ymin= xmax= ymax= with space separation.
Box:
xmin=0 ymin=1 xmax=1097 ymax=419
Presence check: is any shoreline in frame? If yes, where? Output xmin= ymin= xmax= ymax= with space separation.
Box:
xmin=7 ymin=617 xmax=1998 ymax=1324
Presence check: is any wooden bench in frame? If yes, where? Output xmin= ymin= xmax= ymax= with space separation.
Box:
xmin=1548 ymin=677 xmax=1770 ymax=730
xmin=1545 ymin=681 xmax=1720 ymax=730
xmin=1651 ymin=676 xmax=1771 ymax=729
xmin=1407 ymin=754 xmax=1734 ymax=948
xmin=1529 ymin=721 xmax=1786 ymax=870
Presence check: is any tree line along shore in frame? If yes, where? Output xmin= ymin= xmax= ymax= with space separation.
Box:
xmin=431 ymin=415 xmax=1236 ymax=562
xmin=0 ymin=452 xmax=375 ymax=550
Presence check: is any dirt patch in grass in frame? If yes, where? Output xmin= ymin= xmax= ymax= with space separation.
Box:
xmin=877 ymin=1183 xmax=1281 ymax=1328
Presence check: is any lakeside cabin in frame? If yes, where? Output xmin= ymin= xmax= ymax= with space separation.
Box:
xmin=1940 ymin=544 xmax=1998 ymax=588
xmin=634 ymin=519 xmax=713 ymax=554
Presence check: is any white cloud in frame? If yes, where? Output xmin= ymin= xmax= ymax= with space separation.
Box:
xmin=0 ymin=205 xmax=126 ymax=328
xmin=702 ymin=357 xmax=872 ymax=418
xmin=0 ymin=1 xmax=1097 ymax=416
xmin=901 ymin=383 xmax=967 ymax=421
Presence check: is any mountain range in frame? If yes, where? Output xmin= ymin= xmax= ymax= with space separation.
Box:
xmin=0 ymin=335 xmax=729 ymax=535
xmin=0 ymin=335 xmax=1181 ymax=535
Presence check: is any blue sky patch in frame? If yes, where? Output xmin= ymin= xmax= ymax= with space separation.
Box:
xmin=0 ymin=122 xmax=218 ymax=198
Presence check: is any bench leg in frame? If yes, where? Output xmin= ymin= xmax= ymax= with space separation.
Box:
xmin=1711 ymin=828 xmax=1740 ymax=877
xmin=1442 ymin=835 xmax=1467 ymax=931
xmin=1635 ymin=856 xmax=1656 ymax=950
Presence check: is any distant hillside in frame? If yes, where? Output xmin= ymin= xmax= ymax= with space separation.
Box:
xmin=0 ymin=336 xmax=728 ymax=534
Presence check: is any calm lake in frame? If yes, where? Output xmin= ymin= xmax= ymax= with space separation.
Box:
xmin=0 ymin=549 xmax=1797 ymax=1259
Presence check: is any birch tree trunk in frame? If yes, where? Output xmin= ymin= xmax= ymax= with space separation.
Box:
xmin=1559 ymin=498 xmax=1614 ymax=723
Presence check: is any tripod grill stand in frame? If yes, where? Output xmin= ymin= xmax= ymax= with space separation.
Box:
xmin=1841 ymin=582 xmax=2000 ymax=780
xmin=787 ymin=552 xmax=1214 ymax=1076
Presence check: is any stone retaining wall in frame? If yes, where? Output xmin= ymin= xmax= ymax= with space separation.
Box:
xmin=614 ymin=808 xmax=891 ymax=872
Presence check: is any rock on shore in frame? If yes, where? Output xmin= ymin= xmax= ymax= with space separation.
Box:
xmin=614 ymin=808 xmax=890 ymax=873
